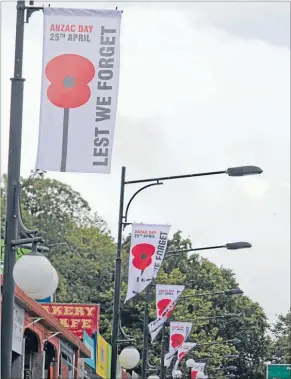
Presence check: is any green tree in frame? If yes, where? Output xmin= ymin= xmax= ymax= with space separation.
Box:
xmin=0 ymin=175 xmax=271 ymax=377
xmin=269 ymin=311 xmax=291 ymax=364
xmin=1 ymin=172 xmax=116 ymax=337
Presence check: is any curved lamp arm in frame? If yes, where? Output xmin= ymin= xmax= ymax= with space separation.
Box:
xmin=124 ymin=182 xmax=163 ymax=225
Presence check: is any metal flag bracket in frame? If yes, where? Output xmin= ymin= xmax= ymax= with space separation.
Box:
xmin=26 ymin=317 xmax=43 ymax=328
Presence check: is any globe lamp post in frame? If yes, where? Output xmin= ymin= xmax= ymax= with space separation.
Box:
xmin=173 ymin=370 xmax=182 ymax=378
xmin=119 ymin=347 xmax=140 ymax=370
xmin=186 ymin=359 xmax=195 ymax=368
xmin=186 ymin=359 xmax=196 ymax=379
xmin=13 ymin=251 xmax=58 ymax=299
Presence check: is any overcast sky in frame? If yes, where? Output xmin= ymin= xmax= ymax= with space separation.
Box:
xmin=1 ymin=1 xmax=290 ymax=321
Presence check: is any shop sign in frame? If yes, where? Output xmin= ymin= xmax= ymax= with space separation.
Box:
xmin=41 ymin=303 xmax=99 ymax=338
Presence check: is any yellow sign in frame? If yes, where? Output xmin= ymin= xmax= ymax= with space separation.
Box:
xmin=96 ymin=334 xmax=109 ymax=379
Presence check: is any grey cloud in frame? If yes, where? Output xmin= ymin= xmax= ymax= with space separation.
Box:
xmin=182 ymin=2 xmax=290 ymax=48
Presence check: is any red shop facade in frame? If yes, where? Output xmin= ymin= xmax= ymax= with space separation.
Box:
xmin=1 ymin=276 xmax=91 ymax=379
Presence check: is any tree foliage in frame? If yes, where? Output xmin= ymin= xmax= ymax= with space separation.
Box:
xmin=0 ymin=173 xmax=272 ymax=377
xmin=269 ymin=311 xmax=291 ymax=364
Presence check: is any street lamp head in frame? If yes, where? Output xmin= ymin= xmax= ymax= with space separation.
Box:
xmin=173 ymin=370 xmax=182 ymax=378
xmin=186 ymin=358 xmax=196 ymax=368
xmin=225 ymin=242 xmax=252 ymax=250
xmin=224 ymin=288 xmax=244 ymax=296
xmin=226 ymin=165 xmax=263 ymax=177
xmin=13 ymin=252 xmax=59 ymax=299
xmin=119 ymin=346 xmax=140 ymax=369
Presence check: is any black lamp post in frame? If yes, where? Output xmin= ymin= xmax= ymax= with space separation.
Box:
xmin=110 ymin=165 xmax=262 ymax=379
xmin=1 ymin=3 xmax=45 ymax=379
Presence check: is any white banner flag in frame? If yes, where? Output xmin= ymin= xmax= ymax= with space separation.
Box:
xmin=172 ymin=342 xmax=197 ymax=376
xmin=164 ymin=322 xmax=192 ymax=367
xmin=148 ymin=284 xmax=184 ymax=341
xmin=36 ymin=7 xmax=122 ymax=173
xmin=191 ymin=362 xmax=206 ymax=378
xmin=125 ymin=224 xmax=170 ymax=303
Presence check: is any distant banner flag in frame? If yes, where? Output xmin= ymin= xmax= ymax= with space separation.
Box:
xmin=191 ymin=362 xmax=206 ymax=379
xmin=125 ymin=224 xmax=170 ymax=303
xmin=148 ymin=284 xmax=185 ymax=341
xmin=164 ymin=322 xmax=192 ymax=367
xmin=172 ymin=342 xmax=197 ymax=376
xmin=36 ymin=7 xmax=122 ymax=174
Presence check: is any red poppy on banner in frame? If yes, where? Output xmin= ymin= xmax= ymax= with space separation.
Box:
xmin=45 ymin=53 xmax=95 ymax=172
xmin=125 ymin=224 xmax=170 ymax=303
xmin=164 ymin=322 xmax=192 ymax=367
xmin=148 ymin=284 xmax=185 ymax=342
xmin=45 ymin=54 xmax=95 ymax=108
xmin=131 ymin=243 xmax=155 ymax=271
xmin=158 ymin=298 xmax=174 ymax=318
xmin=171 ymin=333 xmax=184 ymax=348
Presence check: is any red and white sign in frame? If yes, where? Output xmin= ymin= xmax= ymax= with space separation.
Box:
xmin=36 ymin=7 xmax=122 ymax=174
xmin=191 ymin=362 xmax=206 ymax=379
xmin=41 ymin=303 xmax=99 ymax=338
xmin=164 ymin=321 xmax=192 ymax=367
xmin=148 ymin=284 xmax=184 ymax=341
xmin=172 ymin=342 xmax=197 ymax=375
xmin=125 ymin=224 xmax=170 ymax=303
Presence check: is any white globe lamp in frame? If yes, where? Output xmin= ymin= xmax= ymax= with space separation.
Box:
xmin=186 ymin=359 xmax=196 ymax=368
xmin=173 ymin=370 xmax=182 ymax=378
xmin=196 ymin=372 xmax=205 ymax=379
xmin=13 ymin=252 xmax=59 ymax=299
xmin=119 ymin=347 xmax=140 ymax=369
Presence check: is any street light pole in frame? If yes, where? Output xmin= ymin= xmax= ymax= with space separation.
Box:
xmin=1 ymin=3 xmax=42 ymax=378
xmin=110 ymin=164 xmax=262 ymax=378
xmin=1 ymin=3 xmax=26 ymax=377
xmin=160 ymin=323 xmax=166 ymax=379
xmin=111 ymin=166 xmax=126 ymax=379
xmin=141 ymin=285 xmax=151 ymax=379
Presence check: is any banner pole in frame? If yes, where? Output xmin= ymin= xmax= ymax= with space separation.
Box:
xmin=141 ymin=285 xmax=151 ymax=379
xmin=160 ymin=323 xmax=166 ymax=379
xmin=1 ymin=2 xmax=26 ymax=378
xmin=111 ymin=166 xmax=126 ymax=379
